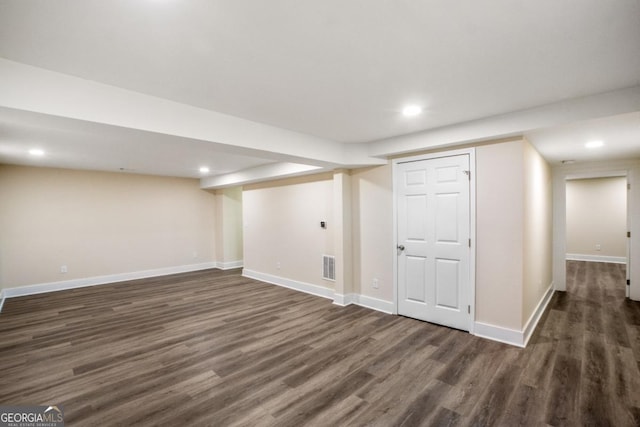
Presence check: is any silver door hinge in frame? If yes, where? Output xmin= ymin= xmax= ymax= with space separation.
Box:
xmin=463 ymin=170 xmax=471 ymax=180
xmin=468 ymin=238 xmax=471 ymax=247
xmin=628 ymin=231 xmax=631 ymax=238
xmin=628 ymin=183 xmax=631 ymax=190
xmin=468 ymin=305 xmax=471 ymax=314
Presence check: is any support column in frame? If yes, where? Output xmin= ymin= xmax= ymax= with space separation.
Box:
xmin=214 ymin=186 xmax=244 ymax=270
xmin=332 ymin=170 xmax=354 ymax=305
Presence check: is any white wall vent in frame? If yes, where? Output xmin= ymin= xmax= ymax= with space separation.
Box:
xmin=322 ymin=255 xmax=336 ymax=281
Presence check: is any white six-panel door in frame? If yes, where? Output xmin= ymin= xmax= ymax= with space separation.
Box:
xmin=396 ymin=154 xmax=471 ymax=331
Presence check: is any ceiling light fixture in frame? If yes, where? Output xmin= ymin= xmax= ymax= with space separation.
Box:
xmin=199 ymin=167 xmax=210 ymax=174
xmin=28 ymin=148 xmax=45 ymax=156
xmin=402 ymin=105 xmax=422 ymax=117
xmin=585 ymin=140 xmax=604 ymax=149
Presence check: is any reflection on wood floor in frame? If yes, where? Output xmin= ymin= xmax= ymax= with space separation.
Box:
xmin=0 ymin=261 xmax=639 ymax=426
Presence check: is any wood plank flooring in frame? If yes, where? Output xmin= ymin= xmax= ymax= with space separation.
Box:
xmin=1 ymin=261 xmax=639 ymax=426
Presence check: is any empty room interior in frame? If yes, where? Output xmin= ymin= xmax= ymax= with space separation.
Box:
xmin=1 ymin=1 xmax=640 ymax=426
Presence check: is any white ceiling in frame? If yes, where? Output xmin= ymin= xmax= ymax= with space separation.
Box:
xmin=0 ymin=1 xmax=639 ymax=182
xmin=526 ymin=112 xmax=640 ymax=164
xmin=0 ymin=108 xmax=275 ymax=177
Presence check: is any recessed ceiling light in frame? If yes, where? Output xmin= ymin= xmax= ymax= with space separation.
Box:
xmin=199 ymin=167 xmax=210 ymax=174
xmin=402 ymin=105 xmax=422 ymax=117
xmin=585 ymin=140 xmax=604 ymax=149
xmin=28 ymin=148 xmax=45 ymax=156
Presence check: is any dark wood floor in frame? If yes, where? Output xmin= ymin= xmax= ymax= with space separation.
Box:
xmin=1 ymin=261 xmax=639 ymax=426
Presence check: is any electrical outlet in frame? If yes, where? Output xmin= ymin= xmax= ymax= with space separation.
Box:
xmin=193 ymin=251 xmax=198 ymax=259
xmin=60 ymin=265 xmax=68 ymax=274
xmin=595 ymin=244 xmax=601 ymax=251
xmin=372 ymin=278 xmax=379 ymax=289
xmin=277 ymin=262 xmax=281 ymax=270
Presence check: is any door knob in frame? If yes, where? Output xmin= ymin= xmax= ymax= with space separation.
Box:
xmin=397 ymin=245 xmax=405 ymax=251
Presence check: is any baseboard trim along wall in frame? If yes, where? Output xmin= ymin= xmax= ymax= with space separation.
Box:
xmin=2 ymin=264 xmax=552 ymax=348
xmin=242 ymin=270 xmax=396 ymax=315
xmin=474 ymin=322 xmax=525 ymax=347
xmin=474 ymin=284 xmax=555 ymax=347
xmin=566 ymin=253 xmax=626 ymax=264
xmin=333 ymin=293 xmax=357 ymax=306
xmin=244 ymin=269 xmax=556 ymax=345
xmin=1 ymin=262 xmax=219 ymax=300
xmin=333 ymin=293 xmax=394 ymax=314
xmin=522 ymin=284 xmax=555 ymax=346
xmin=242 ymin=269 xmax=335 ymax=300
xmin=216 ymin=260 xmax=244 ymax=270
xmin=355 ymin=294 xmax=395 ymax=314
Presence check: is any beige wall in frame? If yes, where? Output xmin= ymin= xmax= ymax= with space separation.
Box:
xmin=351 ymin=164 xmax=394 ymax=301
xmin=352 ymin=139 xmax=551 ymax=331
xmin=3 ymin=142 xmax=555 ymax=335
xmin=475 ymin=140 xmax=525 ymax=330
xmin=241 ymin=165 xmax=394 ymax=299
xmin=242 ymin=173 xmax=334 ymax=289
xmin=522 ymin=140 xmax=553 ymax=326
xmin=215 ymin=186 xmax=243 ymax=263
xmin=566 ymin=176 xmax=627 ymax=258
xmin=0 ymin=165 xmax=216 ymax=290
xmin=475 ymin=139 xmax=553 ymax=330
xmin=241 ymin=138 xmax=552 ymax=333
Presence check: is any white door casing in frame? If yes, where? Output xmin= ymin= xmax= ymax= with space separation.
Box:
xmin=396 ymin=154 xmax=472 ymax=331
xmin=627 ymin=175 xmax=631 ymax=298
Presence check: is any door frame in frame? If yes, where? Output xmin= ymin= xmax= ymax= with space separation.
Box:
xmin=552 ymin=160 xmax=639 ymax=299
xmin=392 ymin=147 xmax=477 ymax=333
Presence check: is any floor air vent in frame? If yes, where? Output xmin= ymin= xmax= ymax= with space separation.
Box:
xmin=322 ymin=255 xmax=336 ymax=281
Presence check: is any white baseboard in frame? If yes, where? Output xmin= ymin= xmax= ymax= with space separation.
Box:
xmin=2 ymin=262 xmax=218 ymax=299
xmin=333 ymin=293 xmax=357 ymax=306
xmin=523 ymin=284 xmax=554 ymax=346
xmin=332 ymin=293 xmax=394 ymax=314
xmin=241 ymin=270 xmax=395 ymax=315
xmin=242 ymin=269 xmax=335 ymax=300
xmin=566 ymin=253 xmax=626 ymax=264
xmin=353 ymin=294 xmax=394 ymax=314
xmin=0 ymin=290 xmax=5 ymax=313
xmin=474 ymin=322 xmax=525 ymax=347
xmin=216 ymin=260 xmax=244 ymax=270
xmin=474 ymin=283 xmax=554 ymax=347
